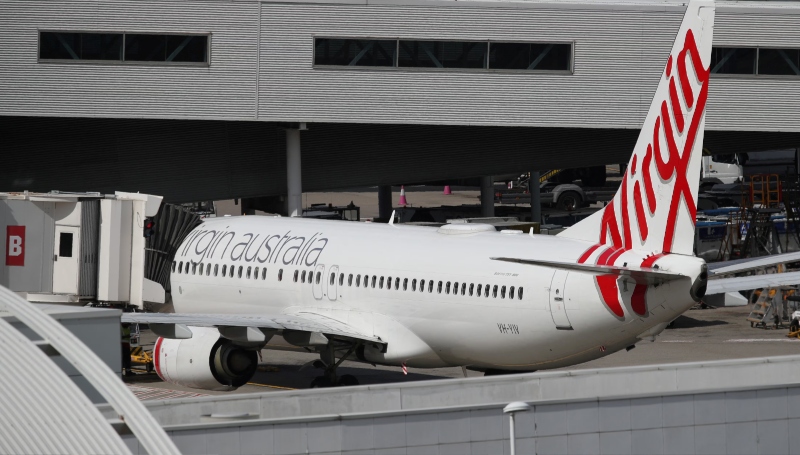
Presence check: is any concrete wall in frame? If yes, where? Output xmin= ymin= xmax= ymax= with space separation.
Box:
xmin=107 ymin=355 xmax=800 ymax=454
xmin=123 ymin=386 xmax=800 ymax=454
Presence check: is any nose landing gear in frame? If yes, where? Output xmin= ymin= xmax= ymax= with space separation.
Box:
xmin=309 ymin=342 xmax=361 ymax=388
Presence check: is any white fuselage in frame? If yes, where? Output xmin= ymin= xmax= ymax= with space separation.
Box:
xmin=171 ymin=216 xmax=705 ymax=370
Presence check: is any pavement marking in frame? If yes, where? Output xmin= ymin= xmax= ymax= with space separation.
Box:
xmin=725 ymin=339 xmax=800 ymax=343
xmin=247 ymin=382 xmax=297 ymax=390
xmin=660 ymin=340 xmax=694 ymax=343
xmin=127 ymin=384 xmax=208 ymax=401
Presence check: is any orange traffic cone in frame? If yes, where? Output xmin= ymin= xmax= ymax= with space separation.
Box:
xmin=443 ymin=185 xmax=452 ymax=195
xmin=399 ymin=186 xmax=408 ymax=206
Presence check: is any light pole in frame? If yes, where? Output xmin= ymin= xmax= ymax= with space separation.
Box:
xmin=503 ymin=401 xmax=532 ymax=455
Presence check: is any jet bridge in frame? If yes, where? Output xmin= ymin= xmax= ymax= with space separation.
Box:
xmin=0 ymin=191 xmax=172 ymax=307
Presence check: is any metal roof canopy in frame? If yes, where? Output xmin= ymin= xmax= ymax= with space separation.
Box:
xmin=0 ymin=285 xmax=179 ymax=455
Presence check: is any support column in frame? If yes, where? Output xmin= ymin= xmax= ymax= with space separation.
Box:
xmin=480 ymin=176 xmax=495 ymax=218
xmin=378 ymin=185 xmax=393 ymax=221
xmin=530 ymin=171 xmax=541 ymax=225
xmin=286 ymin=127 xmax=302 ymax=217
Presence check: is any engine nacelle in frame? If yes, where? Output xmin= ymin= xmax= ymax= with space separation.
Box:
xmin=153 ymin=326 xmax=258 ymax=391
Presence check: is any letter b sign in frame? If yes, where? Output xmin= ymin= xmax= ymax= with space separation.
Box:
xmin=6 ymin=226 xmax=25 ymax=266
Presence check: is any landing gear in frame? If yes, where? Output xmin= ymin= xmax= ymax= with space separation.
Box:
xmin=308 ymin=342 xmax=360 ymax=388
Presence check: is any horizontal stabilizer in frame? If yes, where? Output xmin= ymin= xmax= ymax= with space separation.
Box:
xmin=491 ymin=257 xmax=686 ymax=285
xmin=709 ymin=251 xmax=800 ymax=275
xmin=706 ymin=271 xmax=800 ymax=296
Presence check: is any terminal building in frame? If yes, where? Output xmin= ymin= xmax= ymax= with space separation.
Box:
xmin=1 ymin=0 xmax=800 ymax=210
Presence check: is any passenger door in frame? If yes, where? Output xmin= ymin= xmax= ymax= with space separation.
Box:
xmin=328 ymin=265 xmax=339 ymax=301
xmin=312 ymin=264 xmax=325 ymax=300
xmin=53 ymin=226 xmax=80 ymax=294
xmin=548 ymin=270 xmax=572 ymax=330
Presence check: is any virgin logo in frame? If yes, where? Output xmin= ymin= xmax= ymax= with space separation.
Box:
xmin=6 ymin=226 xmax=25 ymax=267
xmin=580 ymin=29 xmax=709 ymax=320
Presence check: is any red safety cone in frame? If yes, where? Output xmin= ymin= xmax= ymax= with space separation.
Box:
xmin=399 ymin=186 xmax=408 ymax=206
xmin=443 ymin=185 xmax=452 ymax=195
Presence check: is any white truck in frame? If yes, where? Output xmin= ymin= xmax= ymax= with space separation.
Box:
xmin=701 ymin=152 xmax=743 ymax=186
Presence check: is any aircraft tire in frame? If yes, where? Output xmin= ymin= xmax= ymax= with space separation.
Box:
xmin=310 ymin=376 xmax=334 ymax=388
xmin=339 ymin=374 xmax=359 ymax=386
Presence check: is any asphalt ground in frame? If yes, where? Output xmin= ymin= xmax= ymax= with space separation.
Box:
xmin=124 ymin=304 xmax=800 ymax=398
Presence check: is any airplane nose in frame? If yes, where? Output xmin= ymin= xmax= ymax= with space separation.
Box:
xmin=690 ymin=263 xmax=708 ymax=302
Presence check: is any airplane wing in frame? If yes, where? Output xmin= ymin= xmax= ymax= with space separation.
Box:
xmin=706 ymin=270 xmax=800 ymax=295
xmin=121 ymin=311 xmax=384 ymax=344
xmin=709 ymin=251 xmax=800 ymax=275
xmin=491 ymin=257 xmax=686 ymax=285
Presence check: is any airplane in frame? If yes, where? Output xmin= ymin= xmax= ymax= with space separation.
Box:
xmin=123 ymin=0 xmax=800 ymax=391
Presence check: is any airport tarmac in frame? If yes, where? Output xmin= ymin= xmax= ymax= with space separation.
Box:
xmin=125 ymin=303 xmax=800 ymax=399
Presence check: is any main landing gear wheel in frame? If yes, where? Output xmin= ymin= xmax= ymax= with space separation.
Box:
xmin=308 ymin=341 xmax=362 ymax=388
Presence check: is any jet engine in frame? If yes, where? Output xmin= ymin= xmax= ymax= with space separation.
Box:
xmin=153 ymin=326 xmax=258 ymax=391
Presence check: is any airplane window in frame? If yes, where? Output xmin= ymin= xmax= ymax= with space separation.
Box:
xmin=394 ymin=277 xmax=399 ymax=290
xmin=477 ymin=284 xmax=482 ymax=295
xmin=200 ymin=263 xmax=205 ymax=275
xmin=293 ymin=270 xmax=299 ymax=282
xmin=380 ymin=277 xmax=385 ymax=289
xmin=301 ymin=270 xmax=306 ymax=283
xmin=213 ymin=264 xmax=218 ymax=276
xmin=247 ymin=266 xmax=252 ymax=279
xmin=372 ymin=276 xmax=376 ymax=288
xmin=501 ymin=286 xmax=506 ymax=299
xmin=428 ymin=281 xmax=434 ymax=293
xmin=445 ymin=282 xmax=451 ymax=294
xmin=279 ymin=269 xmax=283 ymax=281
xmin=253 ymin=267 xmax=258 ymax=280
xmin=192 ymin=263 xmax=197 ymax=275
xmin=493 ymin=285 xmax=498 ymax=298
xmin=207 ymin=265 xmax=212 ymax=276
xmin=237 ymin=266 xmax=243 ymax=278
xmin=412 ymin=279 xmax=417 ymax=291
xmin=330 ymin=273 xmax=335 ymax=285
xmin=403 ymin=278 xmax=408 ymax=291
xmin=437 ymin=281 xmax=443 ymax=294
xmin=316 ymin=272 xmax=321 ymax=284
xmin=348 ymin=274 xmax=353 ymax=286
xmin=518 ymin=287 xmax=523 ymax=299
xmin=221 ymin=264 xmax=226 ymax=276
xmin=510 ymin=286 xmax=515 ymax=299
xmin=262 ymin=268 xmax=267 ymax=280
xmin=485 ymin=285 xmax=490 ymax=298
xmin=460 ymin=283 xmax=465 ymax=295
xmin=419 ymin=279 xmax=424 ymax=292
xmin=230 ymin=266 xmax=234 ymax=278
xmin=453 ymin=282 xmax=458 ymax=294
xmin=356 ymin=275 xmax=361 ymax=287
xmin=339 ymin=273 xmax=344 ymax=286
xmin=171 ymin=261 xmax=176 ymax=272
xmin=178 ymin=262 xmax=183 ymax=273
xmin=469 ymin=283 xmax=474 ymax=296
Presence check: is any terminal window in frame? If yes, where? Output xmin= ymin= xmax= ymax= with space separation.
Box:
xmin=39 ymin=31 xmax=208 ymax=64
xmin=489 ymin=42 xmax=572 ymax=71
xmin=758 ymin=48 xmax=800 ymax=76
xmin=314 ymin=39 xmax=396 ymax=66
xmin=398 ymin=41 xmax=487 ymax=69
xmin=710 ymin=47 xmax=756 ymax=75
xmin=124 ymin=34 xmax=208 ymax=63
xmin=39 ymin=32 xmax=122 ymax=60
xmin=711 ymin=47 xmax=800 ymax=76
xmin=314 ymin=37 xmax=572 ymax=73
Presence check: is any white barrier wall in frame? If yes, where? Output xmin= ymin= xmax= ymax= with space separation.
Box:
xmin=109 ymin=356 xmax=800 ymax=454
